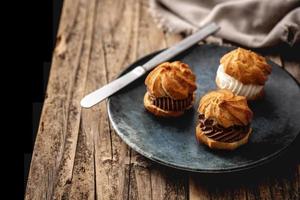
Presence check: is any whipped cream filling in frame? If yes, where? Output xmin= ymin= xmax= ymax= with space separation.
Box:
xmin=216 ymin=64 xmax=263 ymax=99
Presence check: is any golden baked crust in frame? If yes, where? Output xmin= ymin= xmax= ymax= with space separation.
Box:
xmin=221 ymin=48 xmax=271 ymax=85
xmin=145 ymin=61 xmax=197 ymax=100
xmin=144 ymin=92 xmax=194 ymax=117
xmin=198 ymin=90 xmax=253 ymax=128
xmin=196 ymin=125 xmax=252 ymax=150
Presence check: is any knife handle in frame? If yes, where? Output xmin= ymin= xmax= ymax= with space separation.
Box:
xmin=142 ymin=23 xmax=220 ymax=71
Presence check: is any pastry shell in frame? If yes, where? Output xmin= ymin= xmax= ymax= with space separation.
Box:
xmin=145 ymin=61 xmax=197 ymax=100
xmin=196 ymin=125 xmax=252 ymax=150
xmin=198 ymin=89 xmax=253 ymax=128
xmin=220 ymin=48 xmax=271 ymax=85
xmin=144 ymin=61 xmax=197 ymax=117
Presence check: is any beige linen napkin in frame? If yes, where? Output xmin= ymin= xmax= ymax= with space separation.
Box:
xmin=149 ymin=0 xmax=300 ymax=48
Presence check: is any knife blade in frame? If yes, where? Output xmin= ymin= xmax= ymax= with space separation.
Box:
xmin=81 ymin=22 xmax=220 ymax=108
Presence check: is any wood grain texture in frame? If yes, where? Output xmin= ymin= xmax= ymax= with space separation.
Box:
xmin=26 ymin=0 xmax=300 ymax=199
xmin=128 ymin=1 xmax=188 ymax=200
xmin=92 ymin=0 xmax=135 ymax=199
xmin=26 ymin=0 xmax=92 ymax=198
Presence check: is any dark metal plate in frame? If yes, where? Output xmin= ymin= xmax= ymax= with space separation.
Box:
xmin=107 ymin=44 xmax=300 ymax=173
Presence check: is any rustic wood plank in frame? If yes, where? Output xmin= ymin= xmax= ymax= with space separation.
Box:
xmin=293 ymin=161 xmax=300 ymax=199
xmin=263 ymin=160 xmax=299 ymax=200
xmin=127 ymin=0 xmax=188 ymax=199
xmin=68 ymin=0 xmax=99 ymax=199
xmin=293 ymin=164 xmax=300 ymax=199
xmin=189 ymin=177 xmax=211 ymax=200
xmin=92 ymin=0 xmax=138 ymax=199
xmin=190 ymin=173 xmax=276 ymax=200
xmin=51 ymin=0 xmax=95 ymax=197
xmin=124 ymin=1 xmax=187 ymax=199
xmin=256 ymin=179 xmax=273 ymax=200
xmin=26 ymin=0 xmax=92 ymax=198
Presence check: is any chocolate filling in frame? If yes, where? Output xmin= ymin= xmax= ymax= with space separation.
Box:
xmin=149 ymin=93 xmax=193 ymax=112
xmin=198 ymin=114 xmax=250 ymax=143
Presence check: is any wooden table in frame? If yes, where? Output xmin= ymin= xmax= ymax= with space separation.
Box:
xmin=26 ymin=0 xmax=300 ymax=199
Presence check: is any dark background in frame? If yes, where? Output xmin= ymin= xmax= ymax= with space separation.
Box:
xmin=24 ymin=0 xmax=64 ymax=191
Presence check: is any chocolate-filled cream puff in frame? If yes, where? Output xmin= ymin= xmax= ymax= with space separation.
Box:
xmin=216 ymin=48 xmax=271 ymax=100
xmin=144 ymin=61 xmax=197 ymax=117
xmin=196 ymin=89 xmax=253 ymax=150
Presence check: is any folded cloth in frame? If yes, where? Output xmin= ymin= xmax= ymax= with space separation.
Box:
xmin=149 ymin=0 xmax=300 ymax=48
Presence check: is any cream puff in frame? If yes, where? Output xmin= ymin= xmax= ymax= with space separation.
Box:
xmin=144 ymin=61 xmax=197 ymax=117
xmin=196 ymin=89 xmax=253 ymax=150
xmin=215 ymin=48 xmax=271 ymax=100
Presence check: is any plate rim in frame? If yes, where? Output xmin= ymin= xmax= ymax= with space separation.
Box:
xmin=107 ymin=44 xmax=300 ymax=173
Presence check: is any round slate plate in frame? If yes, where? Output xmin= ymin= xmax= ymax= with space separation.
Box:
xmin=107 ymin=44 xmax=300 ymax=173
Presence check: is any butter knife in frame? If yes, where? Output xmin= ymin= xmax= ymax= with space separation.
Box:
xmin=80 ymin=22 xmax=220 ymax=108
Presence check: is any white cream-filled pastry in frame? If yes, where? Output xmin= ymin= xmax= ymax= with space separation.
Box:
xmin=215 ymin=48 xmax=272 ymax=100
